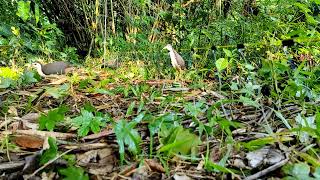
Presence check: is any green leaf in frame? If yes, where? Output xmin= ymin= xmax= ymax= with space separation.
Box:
xmin=39 ymin=106 xmax=69 ymax=131
xmin=158 ymin=126 xmax=201 ymax=157
xmin=215 ymin=58 xmax=228 ymax=72
xmin=20 ymin=71 xmax=38 ymax=85
xmin=126 ymin=101 xmax=135 ymax=117
xmin=239 ymin=96 xmax=260 ymax=108
xmin=40 ymin=137 xmax=58 ymax=165
xmin=314 ymin=167 xmax=320 ymax=179
xmin=46 ymin=84 xmax=70 ymax=99
xmin=59 ymin=166 xmax=89 ymax=180
xmin=316 ymin=113 xmax=320 ymax=137
xmin=205 ymin=159 xmax=236 ymax=173
xmin=291 ymin=163 xmax=310 ymax=178
xmin=34 ymin=3 xmax=40 ymax=24
xmin=114 ymin=119 xmax=141 ymax=164
xmin=94 ymin=88 xmax=115 ymax=96
xmin=0 ymin=77 xmax=13 ymax=89
xmin=16 ymin=1 xmax=31 ymax=22
xmin=72 ymin=109 xmax=106 ymax=137
xmin=274 ymin=110 xmax=292 ymax=129
xmin=223 ymin=49 xmax=232 ymax=57
xmin=184 ymin=101 xmax=205 ymax=117
xmin=90 ymin=118 xmax=101 ymax=133
xmin=133 ymin=112 xmax=145 ymax=123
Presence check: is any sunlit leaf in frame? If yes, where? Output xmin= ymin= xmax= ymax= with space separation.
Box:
xmin=215 ymin=58 xmax=228 ymax=72
xmin=16 ymin=1 xmax=31 ymax=22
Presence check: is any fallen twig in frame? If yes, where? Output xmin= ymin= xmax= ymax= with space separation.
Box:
xmin=0 ymin=161 xmax=25 ymax=171
xmin=244 ymin=158 xmax=289 ymax=180
xmin=25 ymin=148 xmax=75 ymax=179
xmin=9 ymin=130 xmax=77 ymax=140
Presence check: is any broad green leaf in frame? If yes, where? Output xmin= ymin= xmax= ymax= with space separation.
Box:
xmin=59 ymin=166 xmax=89 ymax=180
xmin=40 ymin=137 xmax=58 ymax=165
xmin=215 ymin=58 xmax=228 ymax=72
xmin=72 ymin=109 xmax=106 ymax=137
xmin=0 ymin=77 xmax=13 ymax=89
xmin=114 ymin=119 xmax=141 ymax=164
xmin=294 ymin=3 xmax=311 ymax=13
xmin=243 ymin=136 xmax=293 ymax=150
xmin=39 ymin=106 xmax=69 ymax=131
xmin=46 ymin=84 xmax=70 ymax=99
xmin=20 ymin=71 xmax=38 ymax=85
xmin=90 ymin=118 xmax=101 ymax=133
xmin=158 ymin=126 xmax=201 ymax=157
xmin=184 ymin=101 xmax=205 ymax=117
xmin=291 ymin=163 xmax=310 ymax=178
xmin=245 ymin=63 xmax=255 ymax=70
xmin=16 ymin=1 xmax=31 ymax=22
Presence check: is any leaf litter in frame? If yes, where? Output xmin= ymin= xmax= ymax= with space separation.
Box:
xmin=0 ymin=69 xmax=319 ymax=180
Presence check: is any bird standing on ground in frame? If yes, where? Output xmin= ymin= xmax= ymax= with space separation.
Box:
xmin=31 ymin=61 xmax=71 ymax=77
xmin=163 ymin=44 xmax=186 ymax=70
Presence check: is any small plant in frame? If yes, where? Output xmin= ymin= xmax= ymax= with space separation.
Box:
xmin=158 ymin=125 xmax=201 ymax=159
xmin=45 ymin=84 xmax=70 ymax=99
xmin=40 ymin=137 xmax=58 ymax=165
xmin=113 ymin=114 xmax=143 ymax=164
xmin=59 ymin=166 xmax=89 ymax=180
xmin=72 ymin=109 xmax=108 ymax=137
xmin=39 ymin=106 xmax=69 ymax=131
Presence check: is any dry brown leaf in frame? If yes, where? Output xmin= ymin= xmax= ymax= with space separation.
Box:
xmin=88 ymin=165 xmax=114 ymax=175
xmin=21 ymin=113 xmax=41 ymax=123
xmin=81 ymin=128 xmax=113 ymax=141
xmin=77 ymin=150 xmax=99 ymax=165
xmin=13 ymin=135 xmax=43 ymax=149
xmin=13 ymin=130 xmax=77 ymax=140
xmin=144 ymin=159 xmax=165 ymax=173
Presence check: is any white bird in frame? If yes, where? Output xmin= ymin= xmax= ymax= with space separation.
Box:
xmin=163 ymin=44 xmax=186 ymax=70
xmin=31 ymin=61 xmax=71 ymax=77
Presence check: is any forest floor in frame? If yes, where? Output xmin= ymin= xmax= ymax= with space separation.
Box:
xmin=0 ymin=64 xmax=319 ymax=180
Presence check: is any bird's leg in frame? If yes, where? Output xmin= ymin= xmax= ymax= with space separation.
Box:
xmin=174 ymin=71 xmax=178 ymax=82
